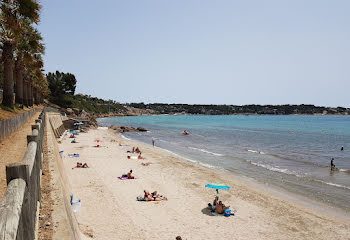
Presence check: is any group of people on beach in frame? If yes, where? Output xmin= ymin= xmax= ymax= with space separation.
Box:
xmin=127 ymin=146 xmax=145 ymax=159
xmin=207 ymin=196 xmax=230 ymax=214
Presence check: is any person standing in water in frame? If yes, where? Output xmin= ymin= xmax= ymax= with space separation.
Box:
xmin=331 ymin=158 xmax=335 ymax=170
xmin=341 ymin=146 xmax=344 ymax=151
xmin=152 ymin=139 xmax=155 ymax=147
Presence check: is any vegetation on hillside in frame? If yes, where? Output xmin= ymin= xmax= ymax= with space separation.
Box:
xmin=128 ymin=103 xmax=350 ymax=115
xmin=47 ymin=71 xmax=127 ymax=114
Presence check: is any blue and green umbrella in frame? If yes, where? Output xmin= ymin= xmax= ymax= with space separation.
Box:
xmin=205 ymin=183 xmax=230 ymax=194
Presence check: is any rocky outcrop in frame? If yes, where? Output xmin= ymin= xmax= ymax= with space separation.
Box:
xmin=109 ymin=125 xmax=147 ymax=133
xmin=136 ymin=127 xmax=147 ymax=132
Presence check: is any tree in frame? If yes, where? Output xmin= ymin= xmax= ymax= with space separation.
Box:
xmin=15 ymin=19 xmax=44 ymax=105
xmin=47 ymin=71 xmax=77 ymax=105
xmin=0 ymin=0 xmax=41 ymax=108
xmin=62 ymin=73 xmax=76 ymax=95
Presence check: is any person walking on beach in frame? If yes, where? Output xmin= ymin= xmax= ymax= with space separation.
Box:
xmin=152 ymin=139 xmax=155 ymax=147
xmin=331 ymin=158 xmax=335 ymax=170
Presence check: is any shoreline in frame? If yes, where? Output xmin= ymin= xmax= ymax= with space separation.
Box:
xmin=58 ymin=127 xmax=350 ymax=239
xmin=118 ymin=131 xmax=350 ymax=222
xmin=96 ymin=113 xmax=350 ymax=119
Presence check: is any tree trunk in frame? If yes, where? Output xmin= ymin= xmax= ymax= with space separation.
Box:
xmin=15 ymin=54 xmax=24 ymax=105
xmin=23 ymin=80 xmax=29 ymax=107
xmin=2 ymin=41 xmax=15 ymax=108
xmin=29 ymin=84 xmax=33 ymax=107
xmin=33 ymin=88 xmax=39 ymax=105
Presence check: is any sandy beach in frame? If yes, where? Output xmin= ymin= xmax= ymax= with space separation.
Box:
xmin=57 ymin=127 xmax=350 ymax=240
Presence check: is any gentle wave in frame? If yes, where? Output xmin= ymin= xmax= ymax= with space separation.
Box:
xmin=188 ymin=147 xmax=224 ymax=156
xmin=314 ymin=179 xmax=350 ymax=190
xmin=161 ymin=148 xmax=198 ymax=164
xmin=161 ymin=148 xmax=217 ymax=168
xmin=247 ymin=149 xmax=265 ymax=155
xmin=339 ymin=169 xmax=350 ymax=173
xmin=248 ymin=161 xmax=300 ymax=176
xmin=120 ymin=134 xmax=131 ymax=140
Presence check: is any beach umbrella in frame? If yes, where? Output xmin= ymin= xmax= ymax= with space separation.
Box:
xmin=74 ymin=122 xmax=84 ymax=126
xmin=205 ymin=183 xmax=230 ymax=194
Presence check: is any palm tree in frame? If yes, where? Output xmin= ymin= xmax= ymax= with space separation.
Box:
xmin=24 ymin=52 xmax=45 ymax=106
xmin=15 ymin=20 xmax=44 ymax=105
xmin=0 ymin=0 xmax=41 ymax=108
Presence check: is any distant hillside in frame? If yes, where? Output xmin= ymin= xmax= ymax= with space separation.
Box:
xmin=49 ymin=93 xmax=127 ymax=114
xmin=128 ymin=103 xmax=350 ymax=115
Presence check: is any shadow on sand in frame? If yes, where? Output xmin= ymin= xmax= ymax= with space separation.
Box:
xmin=201 ymin=207 xmax=217 ymax=216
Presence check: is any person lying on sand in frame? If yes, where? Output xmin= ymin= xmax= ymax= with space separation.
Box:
xmin=141 ymin=162 xmax=151 ymax=166
xmin=71 ymin=139 xmax=77 ymax=143
xmin=72 ymin=162 xmax=89 ymax=169
xmin=138 ymin=154 xmax=144 ymax=159
xmin=69 ymin=134 xmax=75 ymax=138
xmin=216 ymin=201 xmax=230 ymax=214
xmin=143 ymin=190 xmax=167 ymax=201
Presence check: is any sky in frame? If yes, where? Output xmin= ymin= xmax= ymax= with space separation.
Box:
xmin=38 ymin=0 xmax=350 ymax=107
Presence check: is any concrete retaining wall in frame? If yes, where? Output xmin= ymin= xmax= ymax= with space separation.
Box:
xmin=47 ymin=112 xmax=82 ymax=240
xmin=0 ymin=110 xmax=45 ymax=240
xmin=0 ymin=108 xmax=40 ymax=143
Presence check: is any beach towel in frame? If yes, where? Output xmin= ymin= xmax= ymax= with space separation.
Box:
xmin=118 ymin=177 xmax=136 ymax=180
xmin=137 ymin=196 xmax=146 ymax=201
xmin=68 ymin=154 xmax=80 ymax=158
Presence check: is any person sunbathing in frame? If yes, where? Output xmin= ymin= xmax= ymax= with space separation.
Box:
xmin=138 ymin=154 xmax=144 ymax=159
xmin=135 ymin=147 xmax=141 ymax=153
xmin=143 ymin=190 xmax=167 ymax=201
xmin=144 ymin=190 xmax=152 ymax=200
xmin=216 ymin=201 xmax=230 ymax=214
xmin=69 ymin=134 xmax=75 ymax=138
xmin=73 ymin=162 xmax=89 ymax=169
xmin=141 ymin=162 xmax=151 ymax=166
xmin=127 ymin=170 xmax=134 ymax=179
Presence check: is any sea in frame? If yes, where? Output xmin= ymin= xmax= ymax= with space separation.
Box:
xmin=97 ymin=115 xmax=350 ymax=212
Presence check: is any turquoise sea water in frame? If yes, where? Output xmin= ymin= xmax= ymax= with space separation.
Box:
xmin=97 ymin=115 xmax=350 ymax=211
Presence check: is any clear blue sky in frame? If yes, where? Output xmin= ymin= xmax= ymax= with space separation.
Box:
xmin=38 ymin=0 xmax=350 ymax=107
